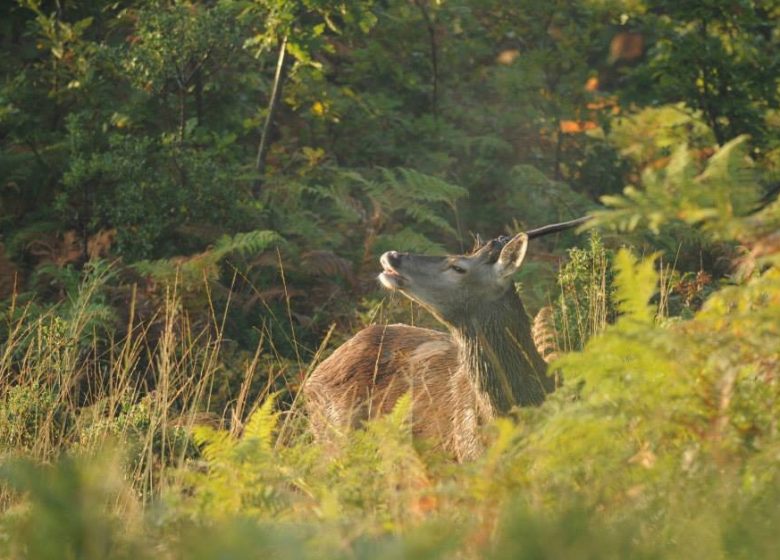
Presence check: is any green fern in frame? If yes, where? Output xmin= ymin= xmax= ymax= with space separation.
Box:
xmin=192 ymin=425 xmax=234 ymax=464
xmin=211 ymin=231 xmax=282 ymax=261
xmin=132 ymin=229 xmax=282 ymax=288
xmin=260 ymin=167 xmax=465 ymax=258
xmin=372 ymin=168 xmax=466 ymax=236
xmin=594 ymin=135 xmax=762 ymax=241
xmin=240 ymin=392 xmax=280 ymax=450
xmin=613 ymin=249 xmax=658 ymax=324
xmin=369 ymin=391 xmax=413 ymax=441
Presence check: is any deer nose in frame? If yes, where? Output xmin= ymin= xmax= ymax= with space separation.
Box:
xmin=383 ymin=251 xmax=402 ymax=268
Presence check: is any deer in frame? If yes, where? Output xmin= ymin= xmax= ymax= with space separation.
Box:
xmin=304 ymin=217 xmax=589 ymax=461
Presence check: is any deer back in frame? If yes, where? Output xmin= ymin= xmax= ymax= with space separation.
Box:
xmin=304 ymin=324 xmax=489 ymax=458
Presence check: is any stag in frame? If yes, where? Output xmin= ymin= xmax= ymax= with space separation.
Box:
xmin=304 ymin=217 xmax=588 ymax=461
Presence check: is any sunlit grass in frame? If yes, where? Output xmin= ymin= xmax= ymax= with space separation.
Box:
xmin=1 ymin=255 xmax=779 ymax=559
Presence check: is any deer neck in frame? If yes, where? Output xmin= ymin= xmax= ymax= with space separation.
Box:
xmin=450 ymin=291 xmax=551 ymax=415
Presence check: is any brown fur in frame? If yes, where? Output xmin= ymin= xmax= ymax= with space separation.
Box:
xmin=532 ymin=306 xmax=560 ymax=363
xmin=305 ymin=324 xmax=489 ymax=456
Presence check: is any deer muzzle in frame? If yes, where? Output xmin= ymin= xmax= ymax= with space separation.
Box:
xmin=378 ymin=251 xmax=408 ymax=290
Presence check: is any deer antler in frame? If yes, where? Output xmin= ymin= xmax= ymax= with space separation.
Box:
xmin=488 ymin=216 xmax=591 ymax=253
xmin=526 ymin=216 xmax=591 ymax=240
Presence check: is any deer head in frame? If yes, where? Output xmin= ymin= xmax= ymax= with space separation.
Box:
xmin=378 ymin=233 xmax=529 ymax=325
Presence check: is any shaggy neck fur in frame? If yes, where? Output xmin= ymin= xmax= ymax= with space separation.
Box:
xmin=451 ymin=290 xmax=552 ymax=416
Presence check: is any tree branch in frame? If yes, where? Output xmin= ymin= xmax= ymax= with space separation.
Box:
xmin=413 ymin=0 xmax=438 ymax=118
xmin=253 ymin=35 xmax=289 ymax=198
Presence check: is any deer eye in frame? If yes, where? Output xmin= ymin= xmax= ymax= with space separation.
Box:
xmin=449 ymin=263 xmax=467 ymax=274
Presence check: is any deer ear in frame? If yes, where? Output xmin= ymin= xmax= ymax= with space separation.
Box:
xmin=495 ymin=233 xmax=529 ymax=278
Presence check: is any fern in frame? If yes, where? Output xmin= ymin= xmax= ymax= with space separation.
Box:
xmin=594 ymin=135 xmax=762 ymax=241
xmin=193 ymin=425 xmax=235 ymax=464
xmin=211 ymin=230 xmax=282 ymax=261
xmin=260 ymin=167 xmax=465 ymax=260
xmin=187 ymin=393 xmax=289 ymax=517
xmin=344 ymin=167 xmax=466 ymax=240
xmin=379 ymin=168 xmax=466 ymax=205
xmin=613 ymin=249 xmax=658 ymax=324
xmin=240 ymin=392 xmax=279 ymax=450
xmin=370 ymin=391 xmax=413 ymax=441
xmin=132 ymin=229 xmax=282 ymax=288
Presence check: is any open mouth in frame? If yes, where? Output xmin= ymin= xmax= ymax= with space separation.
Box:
xmin=378 ymin=254 xmax=408 ymax=290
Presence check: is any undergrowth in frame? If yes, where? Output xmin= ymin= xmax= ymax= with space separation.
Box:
xmin=1 ymin=249 xmax=778 ymax=559
xmin=1 ymin=139 xmax=779 ymax=558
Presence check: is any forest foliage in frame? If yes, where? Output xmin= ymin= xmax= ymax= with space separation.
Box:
xmin=1 ymin=0 xmax=780 ymax=558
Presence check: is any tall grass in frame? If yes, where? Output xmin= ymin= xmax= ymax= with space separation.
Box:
xmin=1 ymin=253 xmax=779 ymax=559
xmin=0 ymin=267 xmax=278 ymax=504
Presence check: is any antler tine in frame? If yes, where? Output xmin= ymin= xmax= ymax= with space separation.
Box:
xmin=525 ymin=216 xmax=591 ymax=240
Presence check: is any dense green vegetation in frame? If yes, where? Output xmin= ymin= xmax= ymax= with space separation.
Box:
xmin=1 ymin=0 xmax=779 ymax=557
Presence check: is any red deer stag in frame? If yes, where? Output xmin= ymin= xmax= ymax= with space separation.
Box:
xmin=304 ymin=218 xmax=588 ymax=461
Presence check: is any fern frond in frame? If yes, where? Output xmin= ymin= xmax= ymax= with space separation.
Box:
xmin=403 ymin=201 xmax=458 ymax=236
xmin=380 ymin=167 xmax=467 ymax=206
xmin=386 ymin=391 xmax=413 ymax=432
xmin=594 ymin=135 xmax=761 ymax=241
xmin=211 ymin=230 xmax=282 ymax=261
xmin=132 ymin=229 xmax=282 ymax=288
xmin=614 ymin=249 xmax=658 ymax=324
xmin=241 ymin=392 xmax=280 ymax=450
xmin=193 ymin=425 xmax=235 ymax=463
